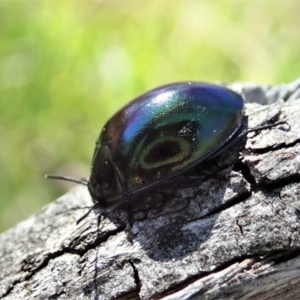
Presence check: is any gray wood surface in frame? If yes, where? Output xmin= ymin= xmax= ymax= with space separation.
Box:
xmin=1 ymin=79 xmax=300 ymax=300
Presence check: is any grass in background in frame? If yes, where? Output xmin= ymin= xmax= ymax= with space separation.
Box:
xmin=0 ymin=0 xmax=299 ymax=232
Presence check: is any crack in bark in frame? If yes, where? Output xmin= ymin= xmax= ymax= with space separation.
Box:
xmin=247 ymin=137 xmax=300 ymax=154
xmin=259 ymin=174 xmax=300 ymax=191
xmin=261 ymin=249 xmax=300 ymax=265
xmin=236 ymin=217 xmax=245 ymax=236
xmin=128 ymin=259 xmax=142 ymax=299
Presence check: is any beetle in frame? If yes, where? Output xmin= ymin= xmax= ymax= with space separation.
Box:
xmin=47 ymin=82 xmax=284 ymax=215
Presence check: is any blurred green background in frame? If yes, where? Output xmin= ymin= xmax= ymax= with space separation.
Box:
xmin=1 ymin=0 xmax=299 ymax=232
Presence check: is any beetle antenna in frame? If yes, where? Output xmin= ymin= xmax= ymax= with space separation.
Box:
xmin=246 ymin=120 xmax=289 ymax=134
xmin=45 ymin=174 xmax=88 ymax=186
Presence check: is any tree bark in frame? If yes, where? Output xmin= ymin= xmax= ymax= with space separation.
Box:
xmin=1 ymin=79 xmax=300 ymax=300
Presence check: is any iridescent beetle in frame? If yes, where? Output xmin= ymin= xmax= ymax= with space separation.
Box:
xmin=47 ymin=82 xmax=284 ymax=214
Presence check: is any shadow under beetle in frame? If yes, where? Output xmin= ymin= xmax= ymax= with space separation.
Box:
xmin=47 ymin=82 xmax=286 ymax=221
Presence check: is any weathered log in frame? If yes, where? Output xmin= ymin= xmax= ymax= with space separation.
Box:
xmin=1 ymin=79 xmax=300 ymax=300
